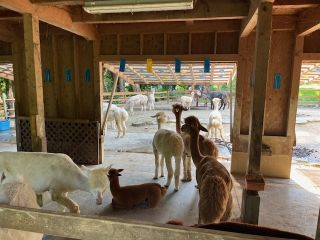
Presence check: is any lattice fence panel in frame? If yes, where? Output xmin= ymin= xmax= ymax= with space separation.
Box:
xmin=17 ymin=118 xmax=100 ymax=165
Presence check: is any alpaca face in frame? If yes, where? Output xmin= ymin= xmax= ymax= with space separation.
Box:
xmin=172 ymin=104 xmax=188 ymax=114
xmin=182 ymin=116 xmax=208 ymax=134
xmin=107 ymin=168 xmax=124 ymax=181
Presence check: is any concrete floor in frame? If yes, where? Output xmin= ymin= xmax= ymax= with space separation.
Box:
xmin=0 ymin=102 xmax=319 ymax=239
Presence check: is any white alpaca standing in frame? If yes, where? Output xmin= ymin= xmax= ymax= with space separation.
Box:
xmin=180 ymin=91 xmax=195 ymax=110
xmin=102 ymin=102 xmax=117 ymax=129
xmin=0 ymin=152 xmax=112 ymax=213
xmin=0 ymin=181 xmax=43 ymax=240
xmin=207 ymin=98 xmax=225 ymax=140
xmin=103 ymin=102 xmax=129 ymax=138
xmin=152 ymin=112 xmax=184 ymax=191
xmin=125 ymin=94 xmax=148 ymax=115
xmin=148 ymin=89 xmax=156 ymax=110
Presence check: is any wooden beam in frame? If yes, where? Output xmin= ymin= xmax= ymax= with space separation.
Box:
xmin=23 ymin=14 xmax=47 ymax=152
xmin=0 ymin=10 xmax=21 ymax=21
xmin=72 ymin=1 xmax=248 ymax=23
xmin=0 ymin=0 xmax=98 ymax=40
xmin=209 ymin=63 xmax=215 ymax=86
xmin=302 ymin=53 xmax=320 ymax=61
xmin=167 ymin=64 xmax=179 ymax=85
xmin=99 ymin=54 xmax=239 ymax=62
xmin=248 ymin=0 xmax=273 ymax=177
xmin=151 ymin=69 xmax=164 ymax=85
xmin=104 ymin=63 xmax=134 ymax=85
xmin=286 ymin=36 xmax=304 ymax=142
xmin=30 ymin=0 xmax=83 ymax=5
xmin=0 ymin=22 xmax=15 ymax=42
xmin=273 ymin=0 xmax=320 ymax=8
xmin=240 ymin=0 xmax=260 ymax=37
xmin=0 ymin=55 xmax=12 ymax=62
xmin=297 ymin=6 xmax=320 ymax=36
xmin=189 ymin=64 xmax=195 ymax=88
xmin=0 ymin=205 xmax=280 ymax=240
xmin=127 ymin=64 xmax=148 ymax=84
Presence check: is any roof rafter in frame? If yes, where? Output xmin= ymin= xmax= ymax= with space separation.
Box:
xmin=103 ymin=63 xmax=134 ymax=85
xmin=0 ymin=0 xmax=99 ymax=40
xmin=127 ymin=64 xmax=149 ymax=84
xmin=297 ymin=5 xmax=320 ymax=36
xmin=167 ymin=64 xmax=180 ymax=85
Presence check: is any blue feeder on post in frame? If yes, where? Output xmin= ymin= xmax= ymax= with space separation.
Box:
xmin=65 ymin=68 xmax=72 ymax=82
xmin=273 ymin=73 xmax=282 ymax=90
xmin=44 ymin=68 xmax=51 ymax=83
xmin=119 ymin=58 xmax=126 ymax=72
xmin=204 ymin=58 xmax=210 ymax=73
xmin=85 ymin=68 xmax=91 ymax=82
xmin=175 ymin=58 xmax=181 ymax=73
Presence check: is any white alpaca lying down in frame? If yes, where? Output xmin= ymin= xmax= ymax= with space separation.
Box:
xmin=0 ymin=152 xmax=111 ymax=213
xmin=0 ymin=181 xmax=43 ymax=240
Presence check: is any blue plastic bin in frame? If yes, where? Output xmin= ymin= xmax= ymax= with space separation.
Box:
xmin=0 ymin=119 xmax=10 ymax=131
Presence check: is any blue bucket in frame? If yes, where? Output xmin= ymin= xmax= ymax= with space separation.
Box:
xmin=0 ymin=119 xmax=10 ymax=131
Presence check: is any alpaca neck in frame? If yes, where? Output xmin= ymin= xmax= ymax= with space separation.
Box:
xmin=157 ymin=121 xmax=163 ymax=130
xmin=189 ymin=130 xmax=203 ymax=164
xmin=214 ymin=101 xmax=219 ymax=110
xmin=110 ymin=178 xmax=120 ymax=196
xmin=175 ymin=111 xmax=182 ymax=134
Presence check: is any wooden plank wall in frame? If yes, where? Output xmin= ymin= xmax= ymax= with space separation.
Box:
xmin=40 ymin=26 xmax=96 ymax=120
xmin=304 ymin=30 xmax=320 ymax=53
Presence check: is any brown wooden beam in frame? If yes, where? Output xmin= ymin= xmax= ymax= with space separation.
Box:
xmin=30 ymin=0 xmax=83 ymax=5
xmin=240 ymin=0 xmax=260 ymax=37
xmin=72 ymin=0 xmax=248 ymax=23
xmin=274 ymin=0 xmax=320 ymax=8
xmin=23 ymin=14 xmax=47 ymax=152
xmin=0 ymin=10 xmax=21 ymax=21
xmin=0 ymin=22 xmax=16 ymax=42
xmin=297 ymin=5 xmax=320 ymax=36
xmin=0 ymin=0 xmax=98 ymax=40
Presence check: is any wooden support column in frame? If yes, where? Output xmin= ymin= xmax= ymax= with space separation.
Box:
xmin=93 ymin=40 xmax=103 ymax=164
xmin=23 ymin=14 xmax=47 ymax=152
xmin=286 ymin=36 xmax=304 ymax=145
xmin=241 ymin=0 xmax=273 ymax=224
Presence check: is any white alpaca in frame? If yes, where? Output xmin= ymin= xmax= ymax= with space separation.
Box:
xmin=125 ymin=94 xmax=148 ymax=115
xmin=180 ymin=91 xmax=195 ymax=110
xmin=102 ymin=102 xmax=117 ymax=129
xmin=148 ymin=89 xmax=156 ymax=110
xmin=207 ymin=98 xmax=225 ymax=140
xmin=0 ymin=181 xmax=43 ymax=240
xmin=0 ymin=152 xmax=112 ymax=213
xmin=103 ymin=102 xmax=129 ymax=138
xmin=152 ymin=112 xmax=184 ymax=191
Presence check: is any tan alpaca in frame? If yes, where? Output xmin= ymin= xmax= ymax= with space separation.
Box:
xmin=108 ymin=168 xmax=167 ymax=209
xmin=181 ymin=116 xmax=233 ymax=224
xmin=172 ymin=104 xmax=219 ymax=181
xmin=0 ymin=152 xmax=111 ymax=213
xmin=0 ymin=181 xmax=43 ymax=240
xmin=152 ymin=112 xmax=184 ymax=191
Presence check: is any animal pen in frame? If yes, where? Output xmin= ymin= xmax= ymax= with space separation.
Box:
xmin=0 ymin=0 xmax=319 ymax=239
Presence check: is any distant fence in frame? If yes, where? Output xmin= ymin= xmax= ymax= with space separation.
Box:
xmin=298 ymin=89 xmax=320 ymax=105
xmin=102 ymin=91 xmax=169 ymax=105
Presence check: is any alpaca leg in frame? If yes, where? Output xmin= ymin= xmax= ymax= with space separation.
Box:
xmin=121 ymin=120 xmax=126 ymax=137
xmin=181 ymin=153 xmax=188 ymax=182
xmin=174 ymin=156 xmax=181 ymax=191
xmin=51 ymin=191 xmax=80 ymax=214
xmin=219 ymin=127 xmax=225 ymax=141
xmin=164 ymin=156 xmax=173 ymax=189
xmin=160 ymin=155 xmax=165 ymax=177
xmin=153 ymin=152 xmax=160 ymax=179
xmin=115 ymin=120 xmax=122 ymax=138
xmin=187 ymin=156 xmax=192 ymax=181
xmin=215 ymin=128 xmax=218 ymax=139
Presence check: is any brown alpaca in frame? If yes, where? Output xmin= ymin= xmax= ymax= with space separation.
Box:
xmin=172 ymin=104 xmax=219 ymax=181
xmin=181 ymin=116 xmax=233 ymax=224
xmin=108 ymin=168 xmax=167 ymax=209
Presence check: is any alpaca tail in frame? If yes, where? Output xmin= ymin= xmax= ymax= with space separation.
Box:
xmin=161 ymin=186 xmax=167 ymax=196
xmin=199 ymin=175 xmax=229 ymax=224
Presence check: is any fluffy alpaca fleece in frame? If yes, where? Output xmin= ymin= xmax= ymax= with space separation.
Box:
xmin=207 ymin=98 xmax=225 ymax=140
xmin=181 ymin=116 xmax=233 ymax=224
xmin=0 ymin=181 xmax=43 ymax=240
xmin=0 ymin=152 xmax=111 ymax=213
xmin=180 ymin=92 xmax=194 ymax=110
xmin=172 ymin=104 xmax=219 ymax=181
xmin=103 ymin=102 xmax=129 ymax=138
xmin=125 ymin=94 xmax=148 ymax=115
xmin=108 ymin=168 xmax=166 ymax=209
xmin=148 ymin=88 xmax=156 ymax=110
xmin=152 ymin=112 xmax=184 ymax=190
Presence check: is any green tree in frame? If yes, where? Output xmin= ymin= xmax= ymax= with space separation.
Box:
xmin=103 ymin=70 xmax=113 ymax=92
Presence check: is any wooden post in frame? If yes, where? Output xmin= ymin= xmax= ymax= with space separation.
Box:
xmin=286 ymin=36 xmax=304 ymax=146
xmin=316 ymin=207 xmax=320 ymax=240
xmin=23 ymin=14 xmax=47 ymax=152
xmin=241 ymin=0 xmax=273 ymax=224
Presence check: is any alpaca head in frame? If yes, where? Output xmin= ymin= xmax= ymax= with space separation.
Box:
xmin=151 ymin=112 xmax=168 ymax=125
xmin=81 ymin=164 xmax=112 ymax=205
xmin=107 ymin=168 xmax=124 ymax=181
xmin=172 ymin=103 xmax=188 ymax=116
xmin=212 ymin=98 xmax=221 ymax=108
xmin=181 ymin=116 xmax=208 ymax=136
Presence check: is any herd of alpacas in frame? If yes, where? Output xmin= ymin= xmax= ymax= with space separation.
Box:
xmin=0 ymin=90 xmax=231 ymax=239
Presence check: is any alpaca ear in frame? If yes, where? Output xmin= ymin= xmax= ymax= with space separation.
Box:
xmin=117 ymin=173 xmax=122 ymax=176
xmin=199 ymin=124 xmax=208 ymax=132
xmin=81 ymin=165 xmax=90 ymax=171
xmin=104 ymin=165 xmax=112 ymax=173
xmin=118 ymin=169 xmax=124 ymax=172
